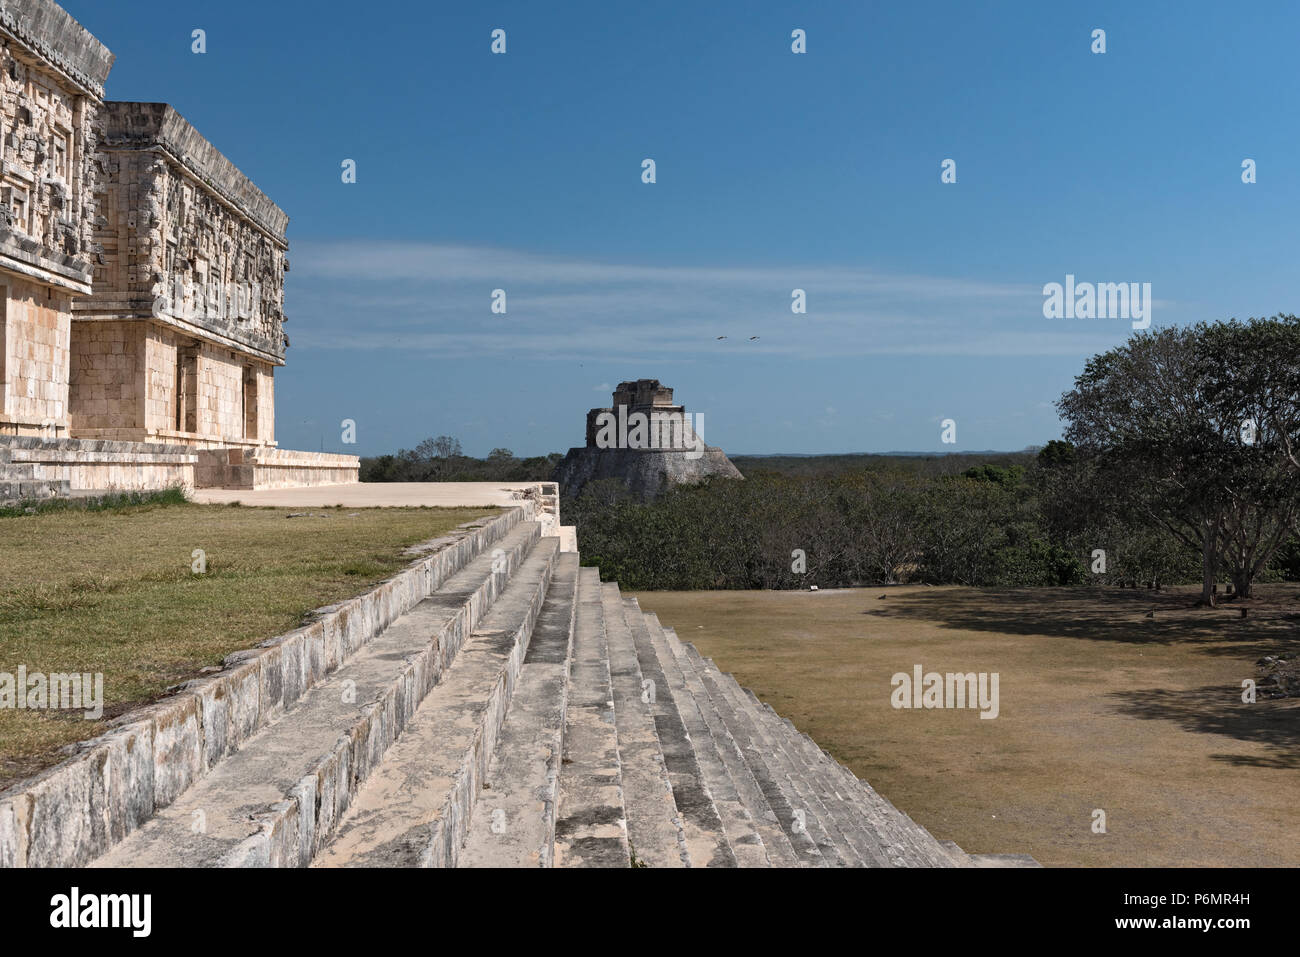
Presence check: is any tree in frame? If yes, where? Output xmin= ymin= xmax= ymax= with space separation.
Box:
xmin=418 ymin=435 xmax=462 ymax=459
xmin=1058 ymin=322 xmax=1300 ymax=603
xmin=1036 ymin=440 xmax=1076 ymax=469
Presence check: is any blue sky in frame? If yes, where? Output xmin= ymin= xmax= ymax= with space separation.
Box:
xmin=69 ymin=1 xmax=1300 ymax=457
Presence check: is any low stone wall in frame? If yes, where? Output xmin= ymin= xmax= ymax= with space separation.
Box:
xmin=508 ymin=481 xmax=560 ymax=536
xmin=0 ymin=505 xmax=528 ymax=868
xmin=194 ymin=447 xmax=360 ymax=489
xmin=0 ymin=435 xmax=196 ymax=496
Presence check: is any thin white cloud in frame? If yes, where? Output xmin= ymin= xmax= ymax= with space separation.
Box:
xmin=286 ymin=240 xmax=1158 ymax=360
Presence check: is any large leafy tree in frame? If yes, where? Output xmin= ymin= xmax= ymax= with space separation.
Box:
xmin=1057 ymin=320 xmax=1300 ymax=603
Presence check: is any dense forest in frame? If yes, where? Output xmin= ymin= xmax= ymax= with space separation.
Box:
xmin=564 ymin=448 xmax=1216 ymax=590
xmin=360 ymin=436 xmax=559 ymax=483
xmin=363 ymin=316 xmax=1300 ymax=596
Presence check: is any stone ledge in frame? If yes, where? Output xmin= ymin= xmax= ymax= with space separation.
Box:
xmin=0 ymin=435 xmax=197 ymax=456
xmin=0 ymin=0 xmax=115 ymax=98
xmin=194 ymin=447 xmax=361 ymax=490
xmin=100 ymin=102 xmax=288 ymax=242
xmin=0 ymin=505 xmax=527 ymax=868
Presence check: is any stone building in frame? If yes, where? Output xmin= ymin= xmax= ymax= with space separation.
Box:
xmin=0 ymin=0 xmax=356 ymax=499
xmin=0 ymin=0 xmax=112 ymax=439
xmin=555 ymin=378 xmax=742 ymax=500
xmin=72 ymin=102 xmax=288 ymax=450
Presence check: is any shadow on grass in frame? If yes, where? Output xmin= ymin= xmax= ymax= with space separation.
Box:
xmin=867 ymin=585 xmax=1299 ymax=659
xmin=1107 ymin=684 xmax=1300 ymax=769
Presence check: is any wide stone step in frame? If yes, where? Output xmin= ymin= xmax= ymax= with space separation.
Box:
xmin=938 ymin=840 xmax=978 ymax=867
xmin=553 ymin=568 xmax=630 ymax=867
xmin=600 ymin=583 xmax=688 ymax=867
xmin=93 ymin=522 xmax=545 ymax=868
xmin=653 ymin=619 xmax=800 ymax=867
xmin=637 ymin=610 xmax=770 ymax=866
xmin=618 ymin=598 xmax=735 ymax=867
xmin=772 ymin=710 xmax=956 ymax=866
xmin=743 ymin=686 xmax=894 ymax=868
xmin=458 ymin=553 xmax=580 ymax=867
xmin=312 ymin=537 xmax=559 ymax=867
xmin=743 ymin=696 xmax=896 ymax=867
xmin=673 ymin=639 xmax=827 ymax=866
xmin=0 ymin=478 xmax=68 ymax=502
xmin=969 ymin=853 xmax=1043 ymax=868
xmin=710 ymin=670 xmax=864 ymax=866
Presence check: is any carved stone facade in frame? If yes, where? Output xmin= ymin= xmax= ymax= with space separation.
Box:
xmin=0 ymin=0 xmax=357 ymax=490
xmin=0 ymin=0 xmax=111 ymax=436
xmin=72 ymin=102 xmax=289 ymax=447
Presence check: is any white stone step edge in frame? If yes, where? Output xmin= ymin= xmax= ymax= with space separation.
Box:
xmin=255 ymin=537 xmax=561 ymax=868
xmin=458 ymin=552 xmax=581 ymax=867
xmin=0 ymin=506 xmax=534 ymax=869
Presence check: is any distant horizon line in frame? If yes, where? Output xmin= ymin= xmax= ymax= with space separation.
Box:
xmin=728 ymin=448 xmax=1042 ymax=458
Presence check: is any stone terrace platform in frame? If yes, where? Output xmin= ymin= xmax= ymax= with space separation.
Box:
xmin=190 ymin=482 xmax=541 ymax=509
xmin=0 ymin=498 xmax=1035 ymax=868
xmin=191 ymin=482 xmax=569 ymax=547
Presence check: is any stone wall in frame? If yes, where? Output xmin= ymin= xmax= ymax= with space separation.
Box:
xmin=197 ymin=343 xmax=243 ymax=438
xmin=1 ymin=275 xmax=71 ymax=433
xmin=68 ymin=318 xmax=142 ymax=431
xmin=256 ymin=364 xmax=274 ymax=443
xmin=0 ymin=434 xmax=194 ymax=497
xmin=0 ymin=0 xmax=110 ymax=436
xmin=142 ymin=323 xmax=176 ymax=429
xmin=194 ymin=446 xmax=359 ymax=490
xmin=69 ymin=320 xmax=276 ymax=444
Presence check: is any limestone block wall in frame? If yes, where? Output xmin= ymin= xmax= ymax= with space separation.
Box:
xmin=0 ymin=435 xmax=195 ymax=492
xmin=69 ymin=321 xmax=275 ymax=446
xmin=197 ymin=345 xmax=243 ymax=438
xmin=68 ymin=319 xmax=143 ymax=432
xmin=194 ymin=447 xmax=359 ymax=489
xmin=143 ymin=323 xmax=177 ymax=429
xmin=1 ymin=277 xmax=72 ymax=433
xmin=256 ymin=365 xmax=274 ymax=443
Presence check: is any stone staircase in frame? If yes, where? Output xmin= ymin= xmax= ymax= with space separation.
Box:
xmin=81 ymin=512 xmax=1034 ymax=868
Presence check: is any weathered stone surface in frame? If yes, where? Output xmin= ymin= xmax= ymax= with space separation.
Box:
xmin=554 ymin=380 xmax=742 ymax=500
xmin=0 ymin=434 xmax=196 ymax=501
xmin=0 ymin=0 xmax=109 ymax=437
xmin=1 ymin=505 xmax=529 ymax=868
xmin=0 ymin=2 xmax=356 ymax=489
xmin=2 ymin=486 xmax=1039 ymax=871
xmin=555 ymin=443 xmax=742 ymax=502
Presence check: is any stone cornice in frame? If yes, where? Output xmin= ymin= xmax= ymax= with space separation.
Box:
xmin=0 ymin=0 xmax=113 ymax=99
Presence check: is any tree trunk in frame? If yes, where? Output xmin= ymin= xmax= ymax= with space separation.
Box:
xmin=1200 ymin=526 xmax=1217 ymax=606
xmin=1231 ymin=571 xmax=1253 ymax=599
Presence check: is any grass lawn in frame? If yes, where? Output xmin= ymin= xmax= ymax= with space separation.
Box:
xmin=0 ymin=497 xmax=495 ymax=790
xmin=635 ymin=584 xmax=1300 ymax=867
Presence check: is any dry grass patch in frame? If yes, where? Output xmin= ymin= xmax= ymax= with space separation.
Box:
xmin=0 ymin=500 xmax=496 ymax=789
xmin=635 ymin=584 xmax=1300 ymax=867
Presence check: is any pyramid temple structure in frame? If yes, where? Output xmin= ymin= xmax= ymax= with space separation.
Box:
xmin=554 ymin=379 xmax=743 ymax=500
